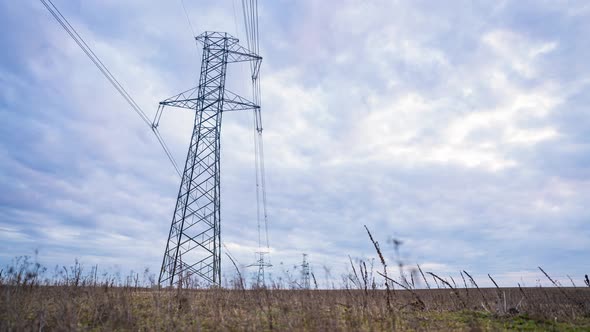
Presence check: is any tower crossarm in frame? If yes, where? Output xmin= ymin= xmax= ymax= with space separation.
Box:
xmin=221 ymin=90 xmax=260 ymax=112
xmin=226 ymin=44 xmax=262 ymax=79
xmin=227 ymin=43 xmax=262 ymax=64
xmin=158 ymin=89 xmax=259 ymax=112
xmin=196 ymin=31 xmax=262 ymax=78
xmin=195 ymin=32 xmax=261 ymax=61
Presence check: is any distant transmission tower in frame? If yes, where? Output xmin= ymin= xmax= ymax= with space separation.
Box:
xmin=249 ymin=251 xmax=272 ymax=287
xmin=301 ymin=254 xmax=310 ymax=289
xmin=156 ymin=31 xmax=262 ymax=287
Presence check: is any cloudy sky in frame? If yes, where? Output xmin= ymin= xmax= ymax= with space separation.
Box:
xmin=1 ymin=0 xmax=589 ymax=287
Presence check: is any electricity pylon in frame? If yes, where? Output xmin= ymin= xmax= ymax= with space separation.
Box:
xmin=301 ymin=253 xmax=310 ymax=289
xmin=155 ymin=31 xmax=261 ymax=287
xmin=248 ymin=251 xmax=272 ymax=288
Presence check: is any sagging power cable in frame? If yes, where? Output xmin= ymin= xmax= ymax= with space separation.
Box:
xmin=180 ymin=0 xmax=196 ymax=39
xmin=40 ymin=0 xmax=182 ymax=177
xmin=242 ymin=0 xmax=270 ymax=251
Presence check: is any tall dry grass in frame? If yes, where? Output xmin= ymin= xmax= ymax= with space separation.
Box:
xmin=1 ymin=231 xmax=589 ymax=330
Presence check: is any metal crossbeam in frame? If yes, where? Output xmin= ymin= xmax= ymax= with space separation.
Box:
xmin=160 ymin=89 xmax=259 ymax=112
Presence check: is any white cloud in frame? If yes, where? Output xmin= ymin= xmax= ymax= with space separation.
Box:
xmin=483 ymin=29 xmax=557 ymax=78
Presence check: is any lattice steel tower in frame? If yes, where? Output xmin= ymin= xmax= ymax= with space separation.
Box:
xmin=301 ymin=253 xmax=310 ymax=289
xmin=155 ymin=31 xmax=261 ymax=287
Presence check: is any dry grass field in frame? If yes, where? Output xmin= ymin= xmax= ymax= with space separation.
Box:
xmin=2 ymin=265 xmax=590 ymax=331
xmin=2 ymin=229 xmax=589 ymax=330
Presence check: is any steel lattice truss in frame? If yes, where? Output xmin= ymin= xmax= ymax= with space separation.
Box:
xmin=157 ymin=31 xmax=261 ymax=287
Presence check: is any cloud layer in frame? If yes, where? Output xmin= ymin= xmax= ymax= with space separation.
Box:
xmin=1 ymin=0 xmax=589 ymax=287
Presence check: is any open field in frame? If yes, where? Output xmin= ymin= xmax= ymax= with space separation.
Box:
xmin=2 ymin=234 xmax=590 ymax=331
xmin=2 ymin=284 xmax=590 ymax=331
xmin=2 ymin=229 xmax=589 ymax=330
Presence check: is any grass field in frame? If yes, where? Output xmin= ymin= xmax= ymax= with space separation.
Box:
xmin=2 ymin=275 xmax=590 ymax=330
xmin=2 ymin=228 xmax=589 ymax=330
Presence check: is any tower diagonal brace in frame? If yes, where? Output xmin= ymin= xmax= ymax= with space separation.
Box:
xmin=158 ymin=31 xmax=261 ymax=287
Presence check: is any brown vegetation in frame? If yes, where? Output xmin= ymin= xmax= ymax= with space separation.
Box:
xmin=1 ymin=230 xmax=589 ymax=330
xmin=1 ymin=283 xmax=589 ymax=330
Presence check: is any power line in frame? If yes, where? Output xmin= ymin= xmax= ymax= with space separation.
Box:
xmin=180 ymin=0 xmax=196 ymax=38
xmin=231 ymin=0 xmax=241 ymax=39
xmin=152 ymin=126 xmax=182 ymax=177
xmin=40 ymin=0 xmax=151 ymax=126
xmin=237 ymin=0 xmax=270 ymax=253
xmin=250 ymin=1 xmax=270 ymax=250
xmin=40 ymin=0 xmax=182 ymax=177
xmin=242 ymin=0 xmax=270 ymax=252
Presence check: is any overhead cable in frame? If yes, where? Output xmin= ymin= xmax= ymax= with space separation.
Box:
xmin=242 ymin=0 xmax=270 ymax=250
xmin=40 ymin=0 xmax=182 ymax=177
xmin=180 ymin=0 xmax=196 ymax=38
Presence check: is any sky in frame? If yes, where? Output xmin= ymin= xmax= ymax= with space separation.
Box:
xmin=1 ymin=0 xmax=589 ymax=288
